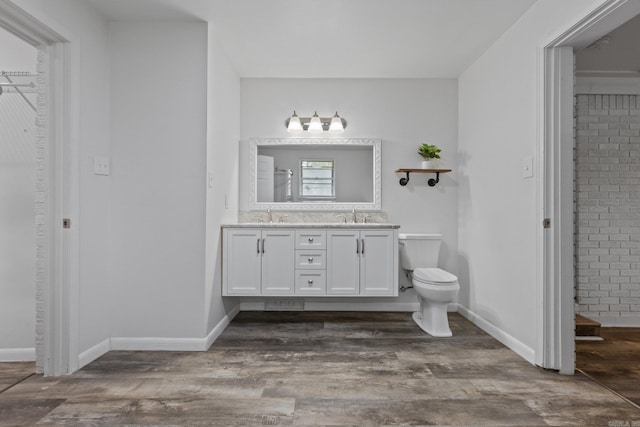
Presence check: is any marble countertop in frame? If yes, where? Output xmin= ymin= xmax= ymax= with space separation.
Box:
xmin=222 ymin=223 xmax=400 ymax=229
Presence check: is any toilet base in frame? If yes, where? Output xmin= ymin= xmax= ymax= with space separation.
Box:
xmin=412 ymin=305 xmax=453 ymax=338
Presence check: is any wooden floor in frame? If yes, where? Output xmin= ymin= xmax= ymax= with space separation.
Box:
xmin=1 ymin=312 xmax=639 ymax=426
xmin=576 ymin=327 xmax=640 ymax=408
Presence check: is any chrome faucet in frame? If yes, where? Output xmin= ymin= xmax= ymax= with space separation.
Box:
xmin=267 ymin=208 xmax=273 ymax=223
xmin=352 ymin=208 xmax=357 ymax=223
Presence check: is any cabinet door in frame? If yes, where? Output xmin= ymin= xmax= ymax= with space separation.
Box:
xmin=261 ymin=229 xmax=295 ymax=295
xmin=224 ymin=229 xmax=262 ymax=295
xmin=326 ymin=230 xmax=360 ymax=295
xmin=360 ymin=230 xmax=397 ymax=296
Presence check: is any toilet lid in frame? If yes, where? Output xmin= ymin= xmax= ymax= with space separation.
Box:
xmin=413 ymin=268 xmax=458 ymax=284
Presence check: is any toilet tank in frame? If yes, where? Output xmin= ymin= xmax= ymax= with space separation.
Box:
xmin=398 ymin=233 xmax=442 ymax=270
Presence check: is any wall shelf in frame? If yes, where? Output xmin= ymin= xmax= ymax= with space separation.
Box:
xmin=394 ymin=168 xmax=452 ymax=187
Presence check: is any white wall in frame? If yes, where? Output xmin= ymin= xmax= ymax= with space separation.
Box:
xmin=9 ymin=3 xmax=240 ymax=367
xmin=205 ymin=24 xmax=241 ymax=333
xmin=0 ymin=28 xmax=35 ymax=69
xmin=109 ymin=22 xmax=208 ymax=339
xmin=0 ymin=27 xmax=36 ymax=358
xmin=240 ymin=78 xmax=458 ymax=307
xmin=458 ymin=0 xmax=609 ymax=360
xmin=6 ymin=0 xmax=113 ymax=360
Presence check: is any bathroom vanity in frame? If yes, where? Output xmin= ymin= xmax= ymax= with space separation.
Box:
xmin=222 ymin=224 xmax=399 ymax=297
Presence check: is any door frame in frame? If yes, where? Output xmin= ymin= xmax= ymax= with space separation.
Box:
xmin=0 ymin=0 xmax=79 ymax=375
xmin=539 ymin=0 xmax=640 ymax=373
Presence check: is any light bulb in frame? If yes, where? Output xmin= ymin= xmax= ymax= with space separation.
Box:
xmin=287 ymin=111 xmax=303 ymax=133
xmin=308 ymin=111 xmax=323 ymax=133
xmin=329 ymin=112 xmax=344 ymax=133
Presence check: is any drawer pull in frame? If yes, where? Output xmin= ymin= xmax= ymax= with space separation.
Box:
xmin=308 ymin=237 xmax=314 ymax=242
xmin=307 ymin=280 xmax=314 ymax=285
xmin=308 ymin=257 xmax=314 ymax=263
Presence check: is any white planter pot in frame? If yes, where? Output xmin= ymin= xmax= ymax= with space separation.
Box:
xmin=421 ymin=160 xmax=434 ymax=169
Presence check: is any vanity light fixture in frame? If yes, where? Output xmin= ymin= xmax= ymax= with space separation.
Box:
xmin=286 ymin=110 xmax=303 ymax=133
xmin=285 ymin=111 xmax=347 ymax=133
xmin=307 ymin=111 xmax=323 ymax=134
xmin=329 ymin=112 xmax=344 ymax=133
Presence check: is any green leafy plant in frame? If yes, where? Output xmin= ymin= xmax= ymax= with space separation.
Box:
xmin=418 ymin=144 xmax=441 ymax=160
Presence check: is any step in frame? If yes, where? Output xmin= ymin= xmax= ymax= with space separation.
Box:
xmin=576 ymin=314 xmax=601 ymax=337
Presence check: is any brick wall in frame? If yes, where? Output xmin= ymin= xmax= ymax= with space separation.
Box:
xmin=575 ymin=94 xmax=640 ymax=326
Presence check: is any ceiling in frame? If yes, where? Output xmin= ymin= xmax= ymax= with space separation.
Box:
xmin=87 ymin=0 xmax=537 ymax=78
xmin=576 ymin=13 xmax=640 ymax=74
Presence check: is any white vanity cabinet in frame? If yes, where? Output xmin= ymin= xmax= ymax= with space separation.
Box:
xmin=223 ymin=228 xmax=295 ymax=295
xmin=294 ymin=230 xmax=327 ymax=295
xmin=222 ymin=225 xmax=398 ymax=297
xmin=327 ymin=229 xmax=397 ymax=296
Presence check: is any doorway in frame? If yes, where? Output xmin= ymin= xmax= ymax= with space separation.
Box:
xmin=542 ymin=0 xmax=640 ymax=374
xmin=573 ymin=14 xmax=640 ymax=333
xmin=0 ymin=1 xmax=78 ymax=376
xmin=0 ymin=26 xmax=37 ymax=363
xmin=571 ymin=12 xmax=640 ymax=407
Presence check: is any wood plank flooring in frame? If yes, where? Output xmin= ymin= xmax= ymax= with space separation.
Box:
xmin=1 ymin=312 xmax=639 ymax=426
xmin=576 ymin=327 xmax=640 ymax=407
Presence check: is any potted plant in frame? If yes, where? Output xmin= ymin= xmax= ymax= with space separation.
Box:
xmin=418 ymin=143 xmax=441 ymax=169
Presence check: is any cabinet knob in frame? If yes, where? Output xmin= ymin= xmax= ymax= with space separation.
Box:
xmin=308 ymin=237 xmax=314 ymax=242
xmin=307 ymin=280 xmax=314 ymax=285
xmin=308 ymin=257 xmax=314 ymax=263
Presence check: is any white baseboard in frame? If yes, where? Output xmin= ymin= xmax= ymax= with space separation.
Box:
xmin=0 ymin=348 xmax=35 ymax=362
xmin=110 ymin=336 xmax=208 ymax=352
xmin=238 ymin=301 xmax=457 ymax=313
xmin=205 ymin=304 xmax=240 ymax=349
xmin=75 ymin=305 xmax=241 ymax=369
xmin=300 ymin=301 xmax=421 ymax=312
xmin=456 ymin=304 xmax=536 ymax=365
xmin=78 ymin=338 xmax=110 ymax=369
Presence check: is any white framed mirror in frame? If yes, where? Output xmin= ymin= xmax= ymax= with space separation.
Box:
xmin=249 ymin=138 xmax=381 ymax=211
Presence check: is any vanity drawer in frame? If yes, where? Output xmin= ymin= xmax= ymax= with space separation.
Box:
xmin=295 ymin=270 xmax=326 ymax=295
xmin=295 ymin=250 xmax=326 ymax=269
xmin=295 ymin=230 xmax=326 ymax=250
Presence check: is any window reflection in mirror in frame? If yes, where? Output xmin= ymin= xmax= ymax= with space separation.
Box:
xmin=300 ymin=160 xmax=335 ymax=201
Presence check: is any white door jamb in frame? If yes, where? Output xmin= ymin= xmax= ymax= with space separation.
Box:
xmin=540 ymin=0 xmax=640 ymax=374
xmin=0 ymin=0 xmax=79 ymax=376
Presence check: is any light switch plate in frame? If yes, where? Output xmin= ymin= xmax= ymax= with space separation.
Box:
xmin=522 ymin=156 xmax=533 ymax=178
xmin=93 ymin=156 xmax=110 ymax=176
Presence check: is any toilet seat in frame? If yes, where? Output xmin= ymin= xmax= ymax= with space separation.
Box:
xmin=413 ymin=268 xmax=458 ymax=285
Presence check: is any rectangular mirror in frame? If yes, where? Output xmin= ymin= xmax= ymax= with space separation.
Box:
xmin=249 ymin=138 xmax=381 ymax=211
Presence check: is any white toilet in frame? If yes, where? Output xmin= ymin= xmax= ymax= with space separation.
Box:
xmin=398 ymin=233 xmax=459 ymax=337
